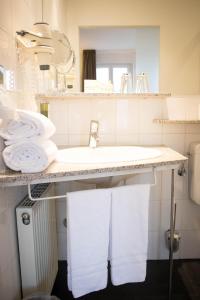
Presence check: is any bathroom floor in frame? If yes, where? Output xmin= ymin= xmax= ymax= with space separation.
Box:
xmin=52 ymin=260 xmax=200 ymax=300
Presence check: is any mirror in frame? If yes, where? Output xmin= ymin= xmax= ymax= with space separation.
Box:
xmin=79 ymin=26 xmax=160 ymax=93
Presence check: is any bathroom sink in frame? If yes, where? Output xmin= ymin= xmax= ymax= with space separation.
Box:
xmin=56 ymin=146 xmax=161 ymax=164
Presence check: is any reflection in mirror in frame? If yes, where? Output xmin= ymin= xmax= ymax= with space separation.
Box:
xmin=79 ymin=27 xmax=160 ymax=93
xmin=0 ymin=66 xmax=14 ymax=90
xmin=16 ymin=29 xmax=75 ymax=94
xmin=0 ymin=66 xmax=5 ymax=86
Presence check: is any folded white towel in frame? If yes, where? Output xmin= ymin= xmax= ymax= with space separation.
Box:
xmin=0 ymin=109 xmax=55 ymax=144
xmin=110 ymin=184 xmax=150 ymax=285
xmin=3 ymin=140 xmax=58 ymax=173
xmin=67 ymin=189 xmax=111 ymax=298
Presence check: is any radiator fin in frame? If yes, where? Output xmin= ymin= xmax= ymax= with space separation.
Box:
xmin=16 ymin=184 xmax=58 ymax=298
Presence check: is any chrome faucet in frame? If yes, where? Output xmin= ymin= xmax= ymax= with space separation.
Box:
xmin=89 ymin=120 xmax=99 ymax=148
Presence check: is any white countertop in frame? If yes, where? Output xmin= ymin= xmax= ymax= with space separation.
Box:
xmin=0 ymin=146 xmax=187 ymax=187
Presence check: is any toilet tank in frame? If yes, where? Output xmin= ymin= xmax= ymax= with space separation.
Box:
xmin=189 ymin=142 xmax=200 ymax=205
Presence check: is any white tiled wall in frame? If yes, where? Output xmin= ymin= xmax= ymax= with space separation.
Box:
xmin=0 ymin=0 xmax=68 ymax=299
xmin=0 ymin=0 xmax=34 ymax=298
xmin=0 ymin=186 xmax=27 ymax=300
xmin=0 ymin=0 xmax=68 ymax=111
xmin=49 ymin=96 xmax=200 ymax=261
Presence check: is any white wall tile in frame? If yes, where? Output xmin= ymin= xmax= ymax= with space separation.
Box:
xmin=148 ymin=231 xmax=160 ymax=260
xmin=139 ymin=99 xmax=163 ymax=134
xmin=116 ymin=134 xmax=139 ymax=145
xmin=161 ymin=169 xmax=188 ymax=200
xmin=68 ymin=134 xmax=89 ymax=146
xmin=160 ymin=200 xmax=182 ymax=231
xmin=185 ymin=96 xmax=200 ymax=120
xmin=161 ymin=170 xmax=172 ymax=201
xmin=0 ymin=210 xmax=12 ymax=271
xmin=150 ymin=171 xmax=162 ymax=201
xmin=174 ymin=172 xmax=188 ymax=200
xmin=163 ymin=124 xmax=185 ymax=134
xmin=0 ymin=193 xmax=8 ymax=215
xmin=0 ymin=186 xmax=27 ymax=279
xmin=49 ymin=101 xmax=68 ymax=134
xmin=186 ymin=124 xmax=200 ymax=134
xmin=12 ymin=0 xmax=34 ymax=31
xmin=51 ymin=133 xmax=68 ymax=146
xmin=148 ymin=200 xmax=161 ymax=231
xmin=180 ymin=230 xmax=200 ymax=259
xmin=163 ymin=133 xmax=185 ymax=154
xmin=116 ymin=99 xmax=139 ymax=133
xmin=0 ymin=28 xmax=12 ymax=69
xmin=5 ymin=186 xmax=27 ymax=209
xmin=99 ymin=134 xmax=116 ymax=146
xmin=91 ymin=98 xmax=116 ymax=134
xmin=58 ymin=232 xmax=67 ymax=260
xmin=55 ymin=182 xmax=71 ymax=195
xmin=68 ymin=99 xmax=92 ymax=134
xmin=185 ymin=134 xmax=200 ymax=154
xmin=0 ymin=258 xmax=21 ymax=300
xmin=7 ymin=208 xmax=21 ymax=260
xmin=0 ymin=0 xmax=12 ymax=32
xmin=180 ymin=199 xmax=200 ymax=230
xmin=139 ymin=133 xmax=163 ymax=145
xmin=56 ymin=199 xmax=67 ymax=234
xmin=7 ymin=256 xmax=21 ymax=300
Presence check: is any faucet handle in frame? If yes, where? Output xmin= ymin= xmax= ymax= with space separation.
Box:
xmin=89 ymin=120 xmax=99 ymax=148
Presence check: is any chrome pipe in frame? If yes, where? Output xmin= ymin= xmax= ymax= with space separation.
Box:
xmin=168 ymin=169 xmax=175 ymax=300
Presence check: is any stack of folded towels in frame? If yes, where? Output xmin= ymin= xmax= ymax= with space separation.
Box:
xmin=0 ymin=105 xmax=58 ymax=173
xmin=66 ymin=183 xmax=151 ymax=298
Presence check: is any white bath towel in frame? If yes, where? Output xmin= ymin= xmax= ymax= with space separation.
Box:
xmin=67 ymin=189 xmax=111 ymax=298
xmin=3 ymin=140 xmax=58 ymax=173
xmin=0 ymin=109 xmax=55 ymax=144
xmin=110 ymin=184 xmax=150 ymax=285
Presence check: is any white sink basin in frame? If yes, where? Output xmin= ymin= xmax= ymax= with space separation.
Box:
xmin=56 ymin=146 xmax=161 ymax=164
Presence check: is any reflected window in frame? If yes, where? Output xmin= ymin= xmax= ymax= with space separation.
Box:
xmin=113 ymin=66 xmax=128 ymax=93
xmin=96 ymin=63 xmax=132 ymax=92
xmin=0 ymin=65 xmax=15 ymax=90
xmin=96 ymin=67 xmax=109 ymax=83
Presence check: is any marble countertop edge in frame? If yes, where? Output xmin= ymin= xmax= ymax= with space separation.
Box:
xmin=0 ymin=147 xmax=187 ymax=187
xmin=36 ymin=92 xmax=171 ymax=101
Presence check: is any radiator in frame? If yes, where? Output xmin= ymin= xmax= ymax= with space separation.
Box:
xmin=16 ymin=183 xmax=58 ymax=298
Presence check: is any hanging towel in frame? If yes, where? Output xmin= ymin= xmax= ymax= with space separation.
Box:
xmin=110 ymin=184 xmax=150 ymax=285
xmin=0 ymin=109 xmax=55 ymax=144
xmin=67 ymin=189 xmax=111 ymax=298
xmin=3 ymin=140 xmax=58 ymax=173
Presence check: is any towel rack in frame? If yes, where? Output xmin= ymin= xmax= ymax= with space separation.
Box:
xmin=27 ymin=167 xmax=157 ymax=201
xmin=27 ymin=167 xmax=175 ymax=300
xmin=27 ymin=183 xmax=67 ymax=201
